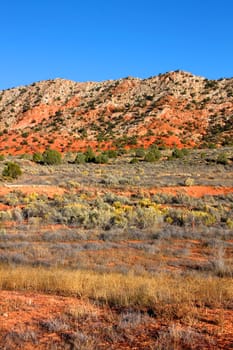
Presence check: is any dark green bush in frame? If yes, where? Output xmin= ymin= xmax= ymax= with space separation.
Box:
xmin=216 ymin=153 xmax=228 ymax=165
xmin=33 ymin=152 xmax=44 ymax=163
xmin=135 ymin=148 xmax=145 ymax=158
xmin=127 ymin=136 xmax=138 ymax=145
xmin=75 ymin=152 xmax=86 ymax=164
xmin=171 ymin=148 xmax=189 ymax=159
xmin=94 ymin=153 xmax=109 ymax=164
xmin=2 ymin=162 xmax=22 ymax=179
xmin=84 ymin=147 xmax=96 ymax=162
xmin=104 ymin=150 xmax=118 ymax=158
xmin=116 ymin=147 xmax=127 ymax=155
xmin=42 ymin=149 xmax=62 ymax=165
xmin=172 ymin=148 xmax=183 ymax=158
xmin=144 ymin=149 xmax=161 ymax=162
xmin=21 ymin=131 xmax=29 ymax=138
xmin=75 ymin=149 xmax=109 ymax=164
xmin=130 ymin=157 xmax=139 ymax=164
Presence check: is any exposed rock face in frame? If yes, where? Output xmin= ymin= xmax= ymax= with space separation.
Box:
xmin=0 ymin=71 xmax=232 ymax=153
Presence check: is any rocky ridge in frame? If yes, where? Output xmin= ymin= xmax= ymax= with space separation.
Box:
xmin=0 ymin=70 xmax=233 ymax=154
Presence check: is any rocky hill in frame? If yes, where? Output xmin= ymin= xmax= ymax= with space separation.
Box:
xmin=0 ymin=70 xmax=233 ymax=154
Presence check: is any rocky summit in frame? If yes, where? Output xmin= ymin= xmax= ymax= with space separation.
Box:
xmin=0 ymin=70 xmax=233 ymax=154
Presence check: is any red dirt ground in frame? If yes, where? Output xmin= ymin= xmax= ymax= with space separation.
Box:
xmin=0 ymin=185 xmax=67 ymax=198
xmin=0 ymin=290 xmax=102 ymax=350
xmin=0 ymin=290 xmax=232 ymax=349
xmin=0 ymin=185 xmax=232 ymax=202
xmin=148 ymin=185 xmax=233 ymax=198
xmin=107 ymin=185 xmax=233 ymax=199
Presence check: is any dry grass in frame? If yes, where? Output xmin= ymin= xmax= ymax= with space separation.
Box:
xmin=0 ymin=149 xmax=232 ymax=348
xmin=0 ymin=265 xmax=232 ymax=312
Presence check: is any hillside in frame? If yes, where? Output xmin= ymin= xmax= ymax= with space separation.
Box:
xmin=0 ymin=70 xmax=233 ymax=154
xmin=0 ymin=71 xmax=233 ymax=348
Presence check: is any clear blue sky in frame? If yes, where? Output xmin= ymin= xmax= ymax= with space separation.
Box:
xmin=1 ymin=0 xmax=233 ymax=89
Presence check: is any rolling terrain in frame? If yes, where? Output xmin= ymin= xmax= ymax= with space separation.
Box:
xmin=0 ymin=72 xmax=232 ymax=349
xmin=0 ymin=70 xmax=233 ymax=154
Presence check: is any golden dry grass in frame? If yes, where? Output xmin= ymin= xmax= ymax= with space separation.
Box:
xmin=0 ymin=265 xmax=232 ymax=311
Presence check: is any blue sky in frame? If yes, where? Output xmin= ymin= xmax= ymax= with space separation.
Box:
xmin=1 ymin=0 xmax=233 ymax=89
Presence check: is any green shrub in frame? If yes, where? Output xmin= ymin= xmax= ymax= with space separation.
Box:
xmin=84 ymin=147 xmax=96 ymax=162
xmin=115 ymin=147 xmax=127 ymax=155
xmin=226 ymin=218 xmax=233 ymax=229
xmin=144 ymin=152 xmax=156 ymax=162
xmin=19 ymin=154 xmax=32 ymax=160
xmin=216 ymin=153 xmax=228 ymax=165
xmin=0 ymin=154 xmax=4 ymax=161
xmin=21 ymin=131 xmax=29 ymax=138
xmin=170 ymin=148 xmax=189 ymax=159
xmin=75 ymin=152 xmax=86 ymax=164
xmin=207 ymin=143 xmax=216 ymax=149
xmin=33 ymin=152 xmax=43 ymax=163
xmin=135 ymin=148 xmax=145 ymax=158
xmin=104 ymin=150 xmax=118 ymax=158
xmin=172 ymin=148 xmax=183 ymax=158
xmin=75 ymin=149 xmax=110 ymax=164
xmin=42 ymin=149 xmax=62 ymax=165
xmin=181 ymin=148 xmax=189 ymax=156
xmin=144 ymin=149 xmax=161 ymax=162
xmin=130 ymin=157 xmax=139 ymax=164
xmin=2 ymin=162 xmax=22 ymax=179
xmin=94 ymin=153 xmax=109 ymax=164
xmin=127 ymin=136 xmax=138 ymax=145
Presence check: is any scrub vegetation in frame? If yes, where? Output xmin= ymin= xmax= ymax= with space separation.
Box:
xmin=0 ymin=146 xmax=232 ymax=349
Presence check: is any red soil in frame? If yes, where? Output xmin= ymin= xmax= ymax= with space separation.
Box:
xmin=0 ymin=290 xmax=102 ymax=350
xmin=148 ymin=185 xmax=233 ymax=198
xmin=0 ymin=185 xmax=66 ymax=198
xmin=0 ymin=290 xmax=232 ymax=349
xmin=0 ymin=203 xmax=9 ymax=210
xmin=11 ymin=105 xmax=61 ymax=130
xmin=0 ymin=185 xmax=232 ymax=202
